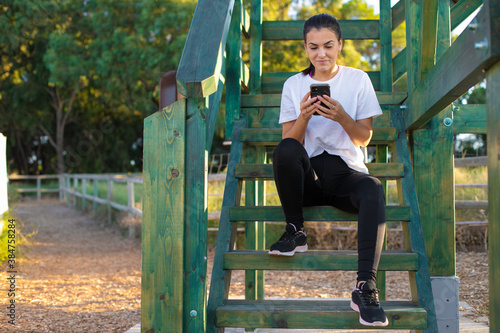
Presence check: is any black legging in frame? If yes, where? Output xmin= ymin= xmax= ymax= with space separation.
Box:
xmin=273 ymin=138 xmax=386 ymax=286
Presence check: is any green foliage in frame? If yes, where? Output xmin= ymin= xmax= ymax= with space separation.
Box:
xmin=0 ymin=0 xmax=196 ymax=175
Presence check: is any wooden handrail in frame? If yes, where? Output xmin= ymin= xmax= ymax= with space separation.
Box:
xmin=176 ymin=0 xmax=235 ymax=98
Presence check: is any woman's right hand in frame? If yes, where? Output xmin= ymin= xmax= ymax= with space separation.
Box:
xmin=299 ymin=92 xmax=318 ymax=121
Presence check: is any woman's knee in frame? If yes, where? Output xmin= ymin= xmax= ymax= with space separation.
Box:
xmin=357 ymin=176 xmax=384 ymax=200
xmin=273 ymin=138 xmax=305 ymax=163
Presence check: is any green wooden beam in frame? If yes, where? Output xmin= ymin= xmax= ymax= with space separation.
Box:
xmin=225 ymin=0 xmax=242 ymax=140
xmin=392 ymin=47 xmax=406 ymax=84
xmin=261 ymin=71 xmax=381 ymax=93
xmin=176 ymin=0 xmax=234 ymax=98
xmin=241 ymin=0 xmax=251 ymax=38
xmin=487 ymin=60 xmax=500 ymax=333
xmin=262 ymin=20 xmax=380 ymax=40
xmin=405 ymin=0 xmax=421 ymax=94
xmin=392 ymin=0 xmax=405 ymax=30
xmin=404 ymin=3 xmax=500 ymax=130
xmin=380 ymin=0 xmax=392 ymax=92
xmin=420 ymin=0 xmax=439 ymax=78
xmin=451 ymin=0 xmax=483 ymax=32
xmin=142 ymin=99 xmax=186 ymax=333
xmin=452 ymin=104 xmax=487 ymax=134
xmin=183 ymin=98 xmax=209 ymax=332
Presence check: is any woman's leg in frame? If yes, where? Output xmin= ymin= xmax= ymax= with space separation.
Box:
xmin=272 ymin=138 xmax=323 ymax=230
xmin=318 ymin=155 xmax=386 ymax=288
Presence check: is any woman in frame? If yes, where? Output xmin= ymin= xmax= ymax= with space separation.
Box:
xmin=268 ymin=13 xmax=389 ymax=327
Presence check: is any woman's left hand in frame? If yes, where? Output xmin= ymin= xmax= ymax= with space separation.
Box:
xmin=315 ymin=95 xmax=349 ymax=124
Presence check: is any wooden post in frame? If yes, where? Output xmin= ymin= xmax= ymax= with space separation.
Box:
xmin=487 ymin=61 xmax=500 ymax=333
xmin=58 ymin=174 xmax=64 ymax=201
xmin=93 ymin=178 xmax=98 ymax=214
xmin=142 ymin=99 xmax=186 ymax=333
xmin=127 ymin=179 xmax=135 ymax=238
xmin=413 ymin=0 xmax=455 ymax=277
xmin=107 ymin=178 xmax=113 ymax=224
xmin=73 ymin=177 xmax=78 ymax=208
xmin=183 ymin=98 xmax=208 ymax=332
xmin=36 ymin=177 xmax=41 ymax=200
xmin=82 ymin=178 xmax=87 ymax=211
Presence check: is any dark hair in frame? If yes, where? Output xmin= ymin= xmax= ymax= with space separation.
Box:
xmin=301 ymin=14 xmax=342 ymax=76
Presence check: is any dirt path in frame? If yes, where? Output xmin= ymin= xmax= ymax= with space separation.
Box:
xmin=1 ymin=200 xmax=141 ymax=333
xmin=1 ymin=199 xmax=489 ymax=332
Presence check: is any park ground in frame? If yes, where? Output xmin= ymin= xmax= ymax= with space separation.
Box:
xmin=0 ymin=199 xmax=489 ymax=332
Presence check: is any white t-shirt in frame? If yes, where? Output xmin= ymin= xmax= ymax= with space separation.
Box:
xmin=279 ymin=66 xmax=382 ymax=173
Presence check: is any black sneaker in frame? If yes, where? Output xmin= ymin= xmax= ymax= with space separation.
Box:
xmin=350 ymin=282 xmax=389 ymax=327
xmin=268 ymin=224 xmax=308 ymax=256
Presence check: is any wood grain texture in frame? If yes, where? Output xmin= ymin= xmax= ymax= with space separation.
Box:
xmin=216 ymin=299 xmax=427 ymax=330
xmin=142 ymin=99 xmax=186 ymax=333
xmin=176 ymin=0 xmax=234 ymax=98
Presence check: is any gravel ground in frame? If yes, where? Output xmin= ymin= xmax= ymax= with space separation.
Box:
xmin=0 ymin=199 xmax=489 ymax=332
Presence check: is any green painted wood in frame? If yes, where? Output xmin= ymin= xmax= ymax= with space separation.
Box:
xmin=142 ymin=99 xmax=186 ymax=333
xmin=392 ymin=0 xmax=405 ymax=30
xmin=392 ymin=47 xmax=406 ymax=85
xmin=207 ymin=120 xmax=246 ymax=333
xmin=405 ymin=0 xmax=421 ymax=94
xmin=420 ymin=0 xmax=439 ymax=79
xmin=183 ymin=98 xmax=209 ymax=332
xmin=223 ymin=250 xmax=418 ymax=271
xmin=241 ymin=0 xmax=250 ymax=38
xmin=486 ymin=59 xmax=500 ymax=332
xmin=176 ymin=0 xmax=234 ymax=98
xmin=452 ymin=104 xmax=487 ymax=134
xmin=390 ymin=107 xmax=438 ymax=332
xmin=239 ymin=127 xmax=399 ymax=144
xmin=450 ymin=0 xmax=483 ymax=32
xmin=404 ymin=2 xmax=500 ymax=130
xmin=225 ymin=0 xmax=242 ymax=140
xmin=486 ymin=60 xmax=500 ymax=333
xmin=216 ymin=299 xmax=427 ymax=330
xmin=261 ymin=71 xmax=381 ymax=93
xmin=375 ymin=144 xmax=389 ymax=300
xmin=414 ymin=110 xmax=456 ymax=276
xmin=249 ymin=0 xmax=262 ymax=94
xmin=207 ymin=63 xmax=226 ymax=151
xmin=380 ymin=0 xmax=392 ymax=92
xmin=234 ymin=163 xmax=404 ymax=180
xmin=262 ymin=20 xmax=380 ymax=40
xmin=230 ymin=205 xmax=411 ymax=222
xmin=241 ymin=92 xmax=406 ymax=108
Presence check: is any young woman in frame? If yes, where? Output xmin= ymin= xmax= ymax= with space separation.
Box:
xmin=269 ymin=13 xmax=389 ymax=327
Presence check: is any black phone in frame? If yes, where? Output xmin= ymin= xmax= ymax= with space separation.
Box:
xmin=310 ymin=83 xmax=331 ymax=115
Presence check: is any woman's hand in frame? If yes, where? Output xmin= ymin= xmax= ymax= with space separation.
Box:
xmin=314 ymin=94 xmax=374 ymax=147
xmin=314 ymin=95 xmax=349 ymax=123
xmin=299 ymin=92 xmax=319 ymax=121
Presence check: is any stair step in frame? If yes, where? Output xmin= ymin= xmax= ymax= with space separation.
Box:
xmin=240 ymin=128 xmax=398 ymax=145
xmin=229 ymin=205 xmax=410 ymax=222
xmin=223 ymin=250 xmax=418 ymax=271
xmin=216 ymin=299 xmax=427 ymax=330
xmin=241 ymin=93 xmax=407 ymax=108
xmin=235 ymin=163 xmax=404 ymax=180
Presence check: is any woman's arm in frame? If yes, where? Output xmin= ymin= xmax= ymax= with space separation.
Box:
xmin=282 ymin=92 xmax=319 ymax=141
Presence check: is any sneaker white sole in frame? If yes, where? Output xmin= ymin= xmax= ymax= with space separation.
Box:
xmin=350 ymin=300 xmax=389 ymax=327
xmin=268 ymin=245 xmax=308 ymax=256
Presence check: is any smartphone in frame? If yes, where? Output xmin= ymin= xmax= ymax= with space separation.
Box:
xmin=310 ymin=83 xmax=331 ymax=115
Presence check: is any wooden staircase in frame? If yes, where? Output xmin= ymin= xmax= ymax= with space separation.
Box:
xmin=206 ymin=92 xmax=438 ymax=332
xmin=205 ymin=0 xmax=437 ymax=331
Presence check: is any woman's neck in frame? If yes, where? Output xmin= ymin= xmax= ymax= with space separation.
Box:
xmin=311 ymin=64 xmax=340 ymax=81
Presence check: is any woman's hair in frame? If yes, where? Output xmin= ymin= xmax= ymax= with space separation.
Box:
xmin=301 ymin=14 xmax=342 ymax=76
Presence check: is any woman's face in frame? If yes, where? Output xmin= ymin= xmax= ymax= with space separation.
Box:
xmin=304 ymin=28 xmax=342 ymax=77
